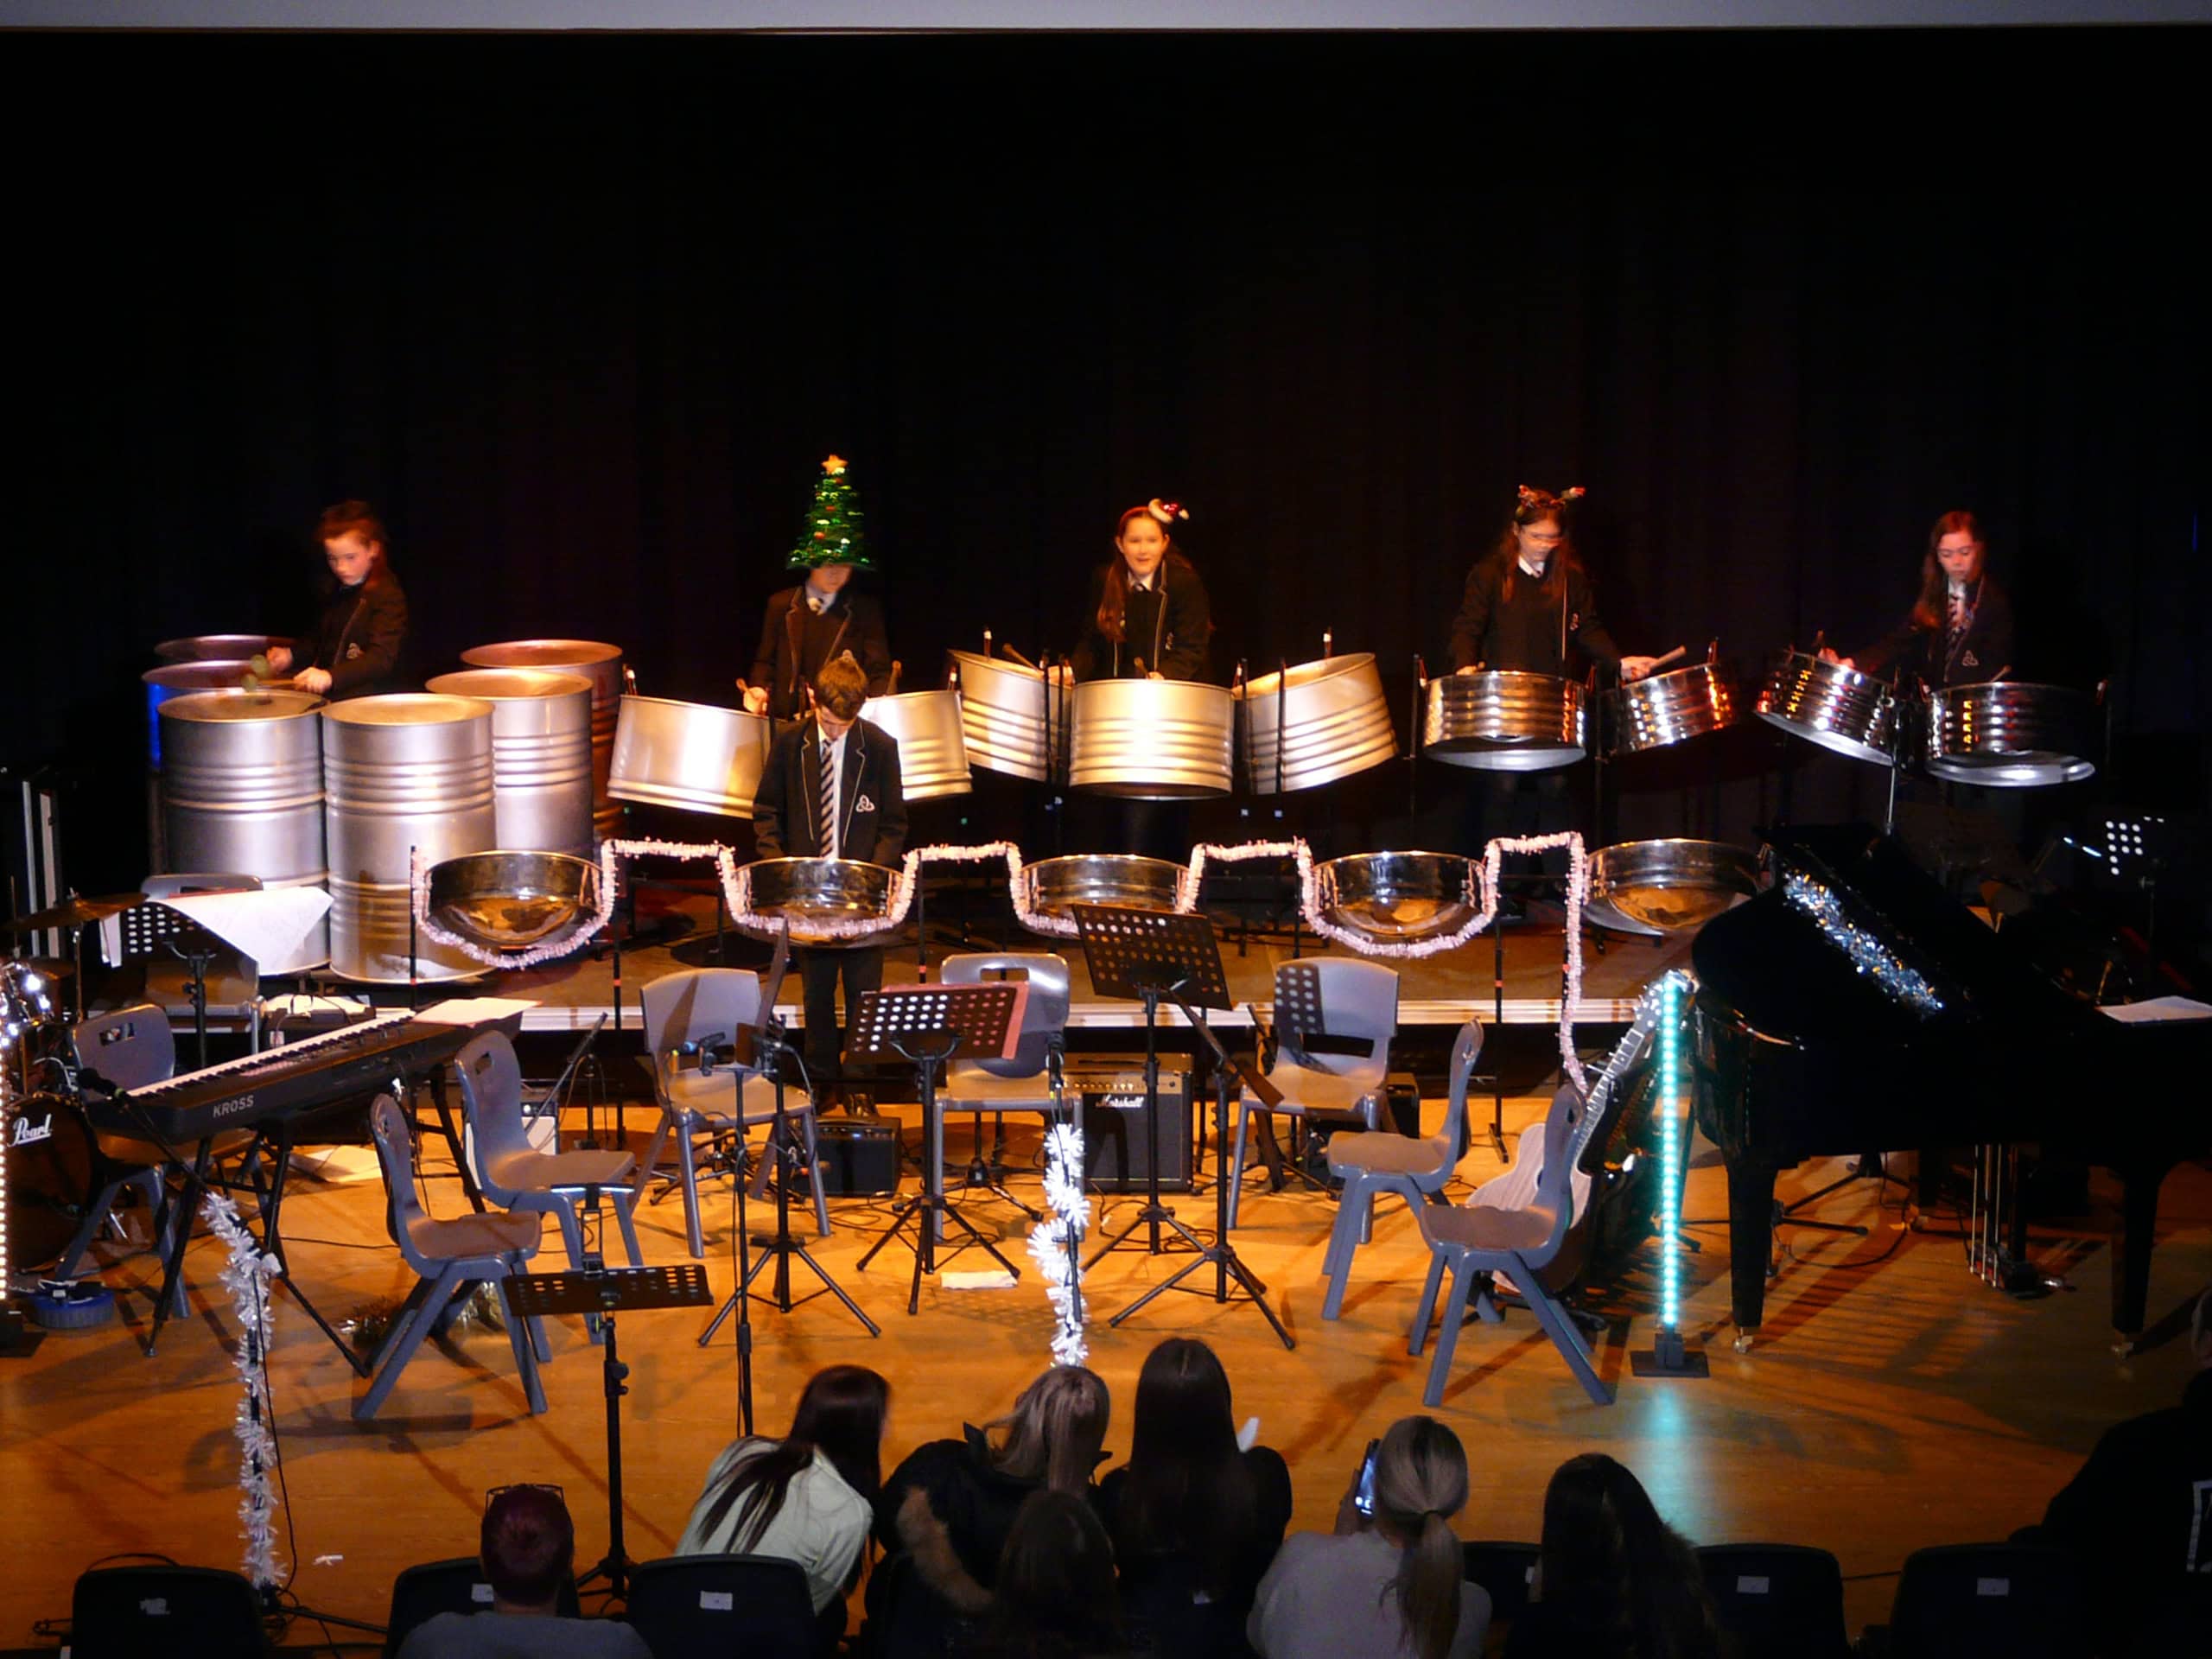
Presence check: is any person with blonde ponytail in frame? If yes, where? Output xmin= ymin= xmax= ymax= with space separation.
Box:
xmin=1248 ymin=1415 xmax=1489 ymax=1659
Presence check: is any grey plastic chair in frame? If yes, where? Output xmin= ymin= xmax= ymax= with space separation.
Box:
xmin=936 ymin=952 xmax=1072 ymax=1228
xmin=359 ymin=1094 xmax=548 ymax=1421
xmin=454 ymin=1029 xmax=644 ymax=1269
xmin=1319 ymin=1019 xmax=1483 ymax=1319
xmin=1230 ymin=957 xmax=1399 ymax=1229
xmin=638 ymin=967 xmax=827 ymax=1253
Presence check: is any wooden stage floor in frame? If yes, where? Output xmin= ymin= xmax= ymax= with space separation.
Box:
xmin=5 ymin=1078 xmax=2206 ymax=1652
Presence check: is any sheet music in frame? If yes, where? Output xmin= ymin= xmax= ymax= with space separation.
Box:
xmin=2097 ymin=995 xmax=2212 ymax=1024
xmin=414 ymin=996 xmax=540 ymax=1027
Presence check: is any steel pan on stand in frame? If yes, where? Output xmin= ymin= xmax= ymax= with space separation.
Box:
xmin=1421 ymin=671 xmax=1586 ymax=771
xmin=859 ymin=690 xmax=972 ymax=799
xmin=1019 ymin=854 xmax=1185 ymax=928
xmin=1314 ymin=851 xmax=1479 ymax=947
xmin=1068 ymin=678 xmax=1235 ymax=798
xmin=460 ymin=639 xmax=626 ymax=837
xmin=1235 ymin=653 xmax=1398 ymax=794
xmin=1754 ymin=650 xmax=1896 ymax=766
xmin=425 ymin=669 xmax=596 ymax=853
xmin=1602 ymin=661 xmax=1738 ymax=756
xmin=1585 ymin=839 xmax=1759 ymax=937
xmin=607 ymin=695 xmax=774 ymax=819
xmin=741 ymin=857 xmax=900 ymax=946
xmin=428 ymin=850 xmax=602 ymax=952
xmin=1923 ymin=681 xmax=2097 ymax=787
xmin=949 ymin=650 xmax=1067 ymax=783
xmin=155 ymin=634 xmax=293 ymax=664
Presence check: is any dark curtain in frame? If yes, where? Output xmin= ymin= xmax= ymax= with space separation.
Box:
xmin=12 ymin=27 xmax=2203 ymax=890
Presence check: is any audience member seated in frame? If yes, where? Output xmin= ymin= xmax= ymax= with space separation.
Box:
xmin=1504 ymin=1452 xmax=1718 ymax=1659
xmin=396 ymin=1484 xmax=650 ymax=1659
xmin=868 ymin=1364 xmax=1113 ymax=1659
xmin=1248 ymin=1415 xmax=1489 ymax=1659
xmin=1094 ymin=1337 xmax=1292 ymax=1657
xmin=968 ymin=1488 xmax=1132 ymax=1659
xmin=676 ymin=1363 xmax=891 ymax=1650
xmin=2014 ymin=1288 xmax=2212 ymax=1658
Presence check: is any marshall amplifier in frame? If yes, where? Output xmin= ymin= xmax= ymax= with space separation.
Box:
xmin=817 ymin=1116 xmax=902 ymax=1197
xmin=1065 ymin=1057 xmax=1193 ymax=1192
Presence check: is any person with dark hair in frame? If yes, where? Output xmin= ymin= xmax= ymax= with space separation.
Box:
xmin=868 ymin=1365 xmax=1113 ymax=1659
xmin=2014 ymin=1288 xmax=2212 ymax=1658
xmin=677 ymin=1364 xmax=891 ymax=1644
xmin=1249 ymin=1416 xmax=1488 ymax=1659
xmin=265 ymin=499 xmax=410 ymax=698
xmin=970 ymin=1489 xmax=1130 ymax=1659
xmin=1505 ymin=1452 xmax=1718 ymax=1659
xmin=1070 ymin=499 xmax=1212 ymax=683
xmin=1094 ymin=1337 xmax=1291 ymax=1657
xmin=753 ymin=649 xmax=907 ymax=1100
xmin=395 ymin=1484 xmax=651 ymax=1657
xmin=1832 ymin=510 xmax=2016 ymax=688
xmin=741 ymin=454 xmax=893 ymax=719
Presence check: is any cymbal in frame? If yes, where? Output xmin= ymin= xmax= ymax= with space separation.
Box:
xmin=3 ymin=893 xmax=145 ymax=933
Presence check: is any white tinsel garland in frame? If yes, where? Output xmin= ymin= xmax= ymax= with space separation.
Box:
xmin=1027 ymin=1121 xmax=1091 ymax=1366
xmin=201 ymin=1190 xmax=284 ymax=1591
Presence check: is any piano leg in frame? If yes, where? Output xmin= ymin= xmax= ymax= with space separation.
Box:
xmin=2108 ymin=1159 xmax=2171 ymax=1354
xmin=1726 ymin=1157 xmax=1778 ymax=1351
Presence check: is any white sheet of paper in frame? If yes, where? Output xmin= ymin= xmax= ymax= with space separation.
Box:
xmin=160 ymin=889 xmax=333 ymax=974
xmin=2097 ymin=995 xmax=2212 ymax=1024
xmin=414 ymin=996 xmax=540 ymax=1026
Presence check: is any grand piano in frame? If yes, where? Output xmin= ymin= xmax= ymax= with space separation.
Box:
xmin=1691 ymin=823 xmax=2209 ymax=1351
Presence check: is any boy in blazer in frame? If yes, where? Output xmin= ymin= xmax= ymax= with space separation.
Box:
xmin=753 ymin=652 xmax=908 ymax=1096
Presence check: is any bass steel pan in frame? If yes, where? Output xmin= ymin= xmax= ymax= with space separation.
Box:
xmin=949 ymin=651 xmax=1067 ymax=783
xmin=742 ymin=856 xmax=899 ymax=945
xmin=607 ymin=695 xmax=773 ymax=819
xmin=1020 ymin=854 xmax=1185 ymax=925
xmin=155 ymin=634 xmax=293 ymax=664
xmin=1586 ymin=839 xmax=1759 ymax=936
xmin=860 ymin=690 xmax=972 ymax=800
xmin=1068 ymin=678 xmax=1235 ymax=798
xmin=1423 ymin=671 xmax=1586 ymax=771
xmin=1236 ymin=653 xmax=1398 ymax=793
xmin=1604 ymin=662 xmax=1738 ymax=756
xmin=428 ymin=850 xmax=602 ymax=951
xmin=461 ymin=639 xmax=626 ymax=838
xmin=1316 ymin=851 xmax=1479 ymax=946
xmin=1923 ymin=681 xmax=2096 ymax=787
xmin=1754 ymin=650 xmax=1895 ymax=766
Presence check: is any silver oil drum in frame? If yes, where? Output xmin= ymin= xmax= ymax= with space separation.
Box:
xmin=460 ymin=639 xmax=625 ymax=837
xmin=426 ymin=669 xmax=595 ymax=854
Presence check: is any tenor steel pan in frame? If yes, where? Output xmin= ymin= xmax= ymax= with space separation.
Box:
xmin=1422 ymin=671 xmax=1586 ymax=771
xmin=859 ymin=690 xmax=972 ymax=799
xmin=1235 ymin=653 xmax=1398 ymax=793
xmin=1585 ymin=839 xmax=1759 ymax=937
xmin=155 ymin=633 xmax=294 ymax=664
xmin=1069 ymin=678 xmax=1235 ymax=798
xmin=1316 ymin=851 xmax=1479 ymax=946
xmin=1923 ymin=681 xmax=2096 ymax=787
xmin=1754 ymin=650 xmax=1896 ymax=766
xmin=949 ymin=651 xmax=1067 ymax=782
xmin=428 ymin=850 xmax=602 ymax=951
xmin=741 ymin=856 xmax=899 ymax=945
xmin=607 ymin=695 xmax=773 ymax=818
xmin=1603 ymin=662 xmax=1738 ymax=756
xmin=1020 ymin=854 xmax=1185 ymax=925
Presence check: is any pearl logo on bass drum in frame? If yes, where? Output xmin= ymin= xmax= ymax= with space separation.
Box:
xmin=10 ymin=1109 xmax=55 ymax=1147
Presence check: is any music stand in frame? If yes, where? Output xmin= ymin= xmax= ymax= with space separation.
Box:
xmin=850 ymin=982 xmax=1028 ymax=1314
xmin=1072 ymin=903 xmax=1230 ymax=1267
xmin=502 ymin=1258 xmax=711 ymax=1601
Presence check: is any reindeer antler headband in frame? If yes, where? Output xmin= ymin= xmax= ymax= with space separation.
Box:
xmin=1515 ymin=484 xmax=1586 ymax=520
xmin=1145 ymin=498 xmax=1190 ymax=526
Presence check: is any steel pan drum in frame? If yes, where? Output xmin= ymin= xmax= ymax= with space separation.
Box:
xmin=1604 ymin=662 xmax=1738 ymax=756
xmin=1235 ymin=653 xmax=1398 ymax=793
xmin=859 ymin=690 xmax=972 ymax=799
xmin=950 ymin=651 xmax=1067 ymax=782
xmin=425 ymin=669 xmax=596 ymax=854
xmin=1754 ymin=651 xmax=1896 ymax=766
xmin=1020 ymin=854 xmax=1185 ymax=925
xmin=1316 ymin=851 xmax=1480 ymax=946
xmin=461 ymin=639 xmax=626 ymax=837
xmin=428 ymin=850 xmax=602 ymax=951
xmin=1069 ymin=679 xmax=1235 ymax=798
xmin=1923 ymin=681 xmax=2096 ymax=787
xmin=742 ymin=856 xmax=899 ymax=944
xmin=607 ymin=695 xmax=774 ymax=818
xmin=1422 ymin=672 xmax=1586 ymax=771
xmin=1585 ymin=839 xmax=1759 ymax=936
xmin=155 ymin=634 xmax=293 ymax=664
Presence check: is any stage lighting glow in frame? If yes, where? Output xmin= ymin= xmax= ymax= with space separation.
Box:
xmin=1659 ymin=973 xmax=1683 ymax=1332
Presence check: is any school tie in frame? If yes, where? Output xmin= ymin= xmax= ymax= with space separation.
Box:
xmin=817 ymin=738 xmax=837 ymax=858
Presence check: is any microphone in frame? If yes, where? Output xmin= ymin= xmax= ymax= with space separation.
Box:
xmin=673 ymin=1031 xmax=731 ymax=1077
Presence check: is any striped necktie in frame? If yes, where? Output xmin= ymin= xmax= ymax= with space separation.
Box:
xmin=817 ymin=736 xmax=837 ymax=858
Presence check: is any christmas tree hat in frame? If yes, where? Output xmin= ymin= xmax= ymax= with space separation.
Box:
xmin=788 ymin=453 xmax=874 ymax=570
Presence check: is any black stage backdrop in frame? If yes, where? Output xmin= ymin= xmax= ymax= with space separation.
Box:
xmin=11 ymin=27 xmax=2206 ymax=893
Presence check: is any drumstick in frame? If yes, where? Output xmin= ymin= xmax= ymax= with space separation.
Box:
xmin=1646 ymin=645 xmax=1688 ymax=673
xmin=1001 ymin=644 xmax=1039 ymax=671
xmin=888 ymin=658 xmax=903 ymax=694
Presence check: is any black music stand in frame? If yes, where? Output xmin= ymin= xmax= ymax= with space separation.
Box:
xmin=850 ymin=982 xmax=1027 ymax=1315
xmin=1072 ymin=904 xmax=1230 ymax=1268
xmin=502 ymin=1258 xmax=712 ymax=1601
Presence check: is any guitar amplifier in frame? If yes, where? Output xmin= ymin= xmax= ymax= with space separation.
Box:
xmin=816 ymin=1116 xmax=902 ymax=1197
xmin=1066 ymin=1058 xmax=1193 ymax=1192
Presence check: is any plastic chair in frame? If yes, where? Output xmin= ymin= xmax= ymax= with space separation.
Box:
xmin=382 ymin=1556 xmax=582 ymax=1656
xmin=455 ymin=1029 xmax=644 ymax=1269
xmin=1697 ymin=1542 xmax=1850 ymax=1659
xmin=1319 ymin=1019 xmax=1483 ymax=1318
xmin=626 ymin=1552 xmax=820 ymax=1659
xmin=1883 ymin=1542 xmax=2085 ymax=1658
xmin=936 ymin=951 xmax=1071 ymax=1226
xmin=1461 ymin=1541 xmax=1541 ymax=1629
xmin=128 ymin=874 xmax=265 ymax=1047
xmin=71 ymin=1563 xmax=270 ymax=1657
xmin=639 ymin=968 xmax=828 ymax=1255
xmin=359 ymin=1094 xmax=549 ymax=1421
xmin=1229 ymin=957 xmax=1399 ymax=1229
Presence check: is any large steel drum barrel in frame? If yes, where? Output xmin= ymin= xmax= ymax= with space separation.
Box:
xmin=949 ymin=651 xmax=1067 ymax=782
xmin=859 ymin=690 xmax=972 ymax=799
xmin=1422 ymin=671 xmax=1586 ymax=770
xmin=159 ymin=689 xmax=330 ymax=969
xmin=1236 ymin=654 xmax=1398 ymax=793
xmin=155 ymin=633 xmax=292 ymax=664
xmin=323 ymin=694 xmax=497 ymax=982
xmin=143 ymin=660 xmax=261 ymax=769
xmin=1753 ymin=650 xmax=1895 ymax=766
xmin=1923 ymin=681 xmax=2096 ymax=787
xmin=1603 ymin=661 xmax=1738 ymax=756
xmin=1069 ymin=679 xmax=1235 ymax=798
xmin=425 ymin=669 xmax=595 ymax=853
xmin=607 ymin=695 xmax=773 ymax=818
xmin=460 ymin=640 xmax=625 ymax=838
